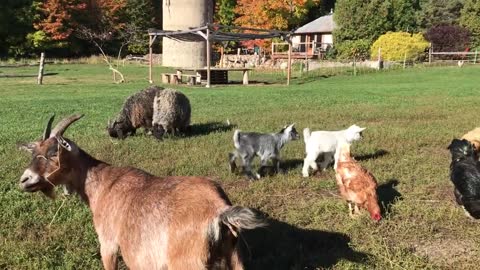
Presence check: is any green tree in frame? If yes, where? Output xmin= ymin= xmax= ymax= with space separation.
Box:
xmin=334 ymin=0 xmax=392 ymax=44
xmin=391 ymin=0 xmax=421 ymax=32
xmin=460 ymin=0 xmax=480 ymax=47
xmin=214 ymin=0 xmax=237 ymax=53
xmin=416 ymin=0 xmax=464 ymax=30
xmin=215 ymin=0 xmax=237 ymax=26
xmin=0 ymin=0 xmax=37 ymax=57
xmin=333 ymin=0 xmax=392 ymax=59
xmin=124 ymin=0 xmax=159 ymax=54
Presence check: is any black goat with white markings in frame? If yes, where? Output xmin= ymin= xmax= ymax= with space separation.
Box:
xmin=229 ymin=124 xmax=299 ymax=180
xmin=448 ymin=139 xmax=480 ymax=219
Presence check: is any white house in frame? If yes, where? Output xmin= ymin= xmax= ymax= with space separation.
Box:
xmin=292 ymin=12 xmax=336 ymax=56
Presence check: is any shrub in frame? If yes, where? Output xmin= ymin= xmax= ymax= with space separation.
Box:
xmin=425 ymin=25 xmax=471 ymax=52
xmin=371 ymin=32 xmax=430 ymax=61
xmin=335 ymin=39 xmax=371 ymax=60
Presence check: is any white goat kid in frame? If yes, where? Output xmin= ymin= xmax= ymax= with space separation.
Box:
xmin=302 ymin=124 xmax=365 ymax=177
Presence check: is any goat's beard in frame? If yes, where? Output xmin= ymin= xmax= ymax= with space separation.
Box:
xmin=41 ymin=185 xmax=56 ymax=199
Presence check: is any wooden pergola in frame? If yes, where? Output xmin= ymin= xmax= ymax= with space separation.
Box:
xmin=148 ymin=24 xmax=293 ymax=87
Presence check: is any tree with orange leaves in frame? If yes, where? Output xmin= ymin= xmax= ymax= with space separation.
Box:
xmin=235 ymin=0 xmax=321 ymax=49
xmin=235 ymin=0 xmax=321 ymax=30
xmin=34 ymin=0 xmax=86 ymax=41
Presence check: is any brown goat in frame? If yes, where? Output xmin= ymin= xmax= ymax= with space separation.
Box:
xmin=462 ymin=127 xmax=480 ymax=152
xmin=19 ymin=114 xmax=266 ymax=269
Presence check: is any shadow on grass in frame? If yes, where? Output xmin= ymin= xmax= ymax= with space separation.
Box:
xmin=187 ymin=122 xmax=236 ymax=137
xmin=281 ymin=158 xmax=304 ymax=172
xmin=294 ymin=74 xmax=334 ymax=85
xmin=377 ymin=179 xmax=402 ymax=216
xmin=0 ymin=72 xmax=58 ymax=78
xmin=241 ymin=217 xmax=371 ymax=269
xmin=255 ymin=159 xmax=303 ymax=178
xmin=226 ymin=80 xmax=276 ymax=85
xmin=355 ymin=149 xmax=389 ymax=161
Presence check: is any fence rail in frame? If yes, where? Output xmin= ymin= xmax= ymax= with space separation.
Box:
xmin=430 ymin=51 xmax=478 ymax=55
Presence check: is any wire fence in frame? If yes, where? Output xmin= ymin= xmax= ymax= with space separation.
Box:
xmin=1 ymin=51 xmax=479 ymax=85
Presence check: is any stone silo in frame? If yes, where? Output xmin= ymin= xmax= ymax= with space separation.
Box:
xmin=162 ymin=0 xmax=213 ymax=68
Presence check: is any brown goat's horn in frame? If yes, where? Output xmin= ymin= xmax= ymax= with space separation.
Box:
xmin=50 ymin=114 xmax=84 ymax=138
xmin=43 ymin=114 xmax=55 ymax=140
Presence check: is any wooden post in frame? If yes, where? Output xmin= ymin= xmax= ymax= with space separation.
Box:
xmin=149 ymin=35 xmax=153 ymax=84
xmin=305 ymin=36 xmax=309 ymax=57
xmin=243 ymin=70 xmax=249 ymax=85
xmin=206 ymin=27 xmax=211 ymax=88
xmin=429 ymin=43 xmax=432 ymax=64
xmin=161 ymin=73 xmax=169 ymax=84
xmin=474 ymin=49 xmax=478 ymax=64
xmin=377 ymin=47 xmax=382 ymax=70
xmin=287 ymin=40 xmax=292 ymax=85
xmin=220 ymin=46 xmax=224 ymax=68
xmin=171 ymin=75 xmax=178 ymax=85
xmin=37 ymin=52 xmax=45 ymax=85
xmin=403 ymin=52 xmax=407 ymax=69
xmin=176 ymin=69 xmax=182 ymax=83
xmin=353 ymin=55 xmax=357 ymax=76
xmin=271 ymin=42 xmax=274 ymax=57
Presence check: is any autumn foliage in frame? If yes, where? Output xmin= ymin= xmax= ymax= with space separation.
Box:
xmin=34 ymin=0 xmax=86 ymax=40
xmin=34 ymin=0 xmax=126 ymax=42
xmin=235 ymin=0 xmax=320 ymax=49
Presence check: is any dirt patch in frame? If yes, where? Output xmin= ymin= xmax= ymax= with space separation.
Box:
xmin=413 ymin=238 xmax=478 ymax=266
xmin=426 ymin=183 xmax=455 ymax=202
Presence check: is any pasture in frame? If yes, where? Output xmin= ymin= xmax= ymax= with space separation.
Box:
xmin=1 ymin=63 xmax=479 ymax=269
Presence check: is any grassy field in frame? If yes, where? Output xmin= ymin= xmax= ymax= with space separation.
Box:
xmin=1 ymin=63 xmax=480 ymax=269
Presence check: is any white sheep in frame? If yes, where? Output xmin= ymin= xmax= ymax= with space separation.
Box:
xmin=152 ymin=88 xmax=191 ymax=139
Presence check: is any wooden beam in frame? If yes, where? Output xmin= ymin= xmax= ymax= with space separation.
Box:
xmin=149 ymin=35 xmax=153 ymax=83
xmin=287 ymin=40 xmax=292 ymax=86
xmin=196 ymin=30 xmax=207 ymax=40
xmin=206 ymin=27 xmax=211 ymax=88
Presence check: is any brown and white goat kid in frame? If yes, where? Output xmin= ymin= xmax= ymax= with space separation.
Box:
xmin=19 ymin=114 xmax=266 ymax=270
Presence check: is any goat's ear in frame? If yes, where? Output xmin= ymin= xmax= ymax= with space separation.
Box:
xmin=18 ymin=142 xmax=36 ymax=153
xmin=285 ymin=123 xmax=295 ymax=131
xmin=55 ymin=136 xmax=72 ymax=152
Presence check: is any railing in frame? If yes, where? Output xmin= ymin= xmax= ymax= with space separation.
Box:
xmin=271 ymin=42 xmax=333 ymax=59
xmin=428 ymin=48 xmax=479 ymax=63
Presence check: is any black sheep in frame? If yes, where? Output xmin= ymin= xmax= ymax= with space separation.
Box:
xmin=448 ymin=139 xmax=480 ymax=219
xmin=107 ymin=86 xmax=163 ymax=139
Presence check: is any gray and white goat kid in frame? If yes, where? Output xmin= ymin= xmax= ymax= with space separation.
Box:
xmin=229 ymin=124 xmax=299 ymax=180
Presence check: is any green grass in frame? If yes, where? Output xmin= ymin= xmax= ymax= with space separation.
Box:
xmin=1 ymin=63 xmax=480 ymax=269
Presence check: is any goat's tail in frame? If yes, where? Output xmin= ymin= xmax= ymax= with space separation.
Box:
xmin=233 ymin=129 xmax=241 ymax=149
xmin=221 ymin=206 xmax=267 ymax=233
xmin=303 ymin=128 xmax=311 ymax=143
xmin=206 ymin=207 xmax=266 ymax=267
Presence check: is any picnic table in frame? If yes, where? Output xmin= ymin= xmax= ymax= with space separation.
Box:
xmin=175 ymin=67 xmax=252 ymax=85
